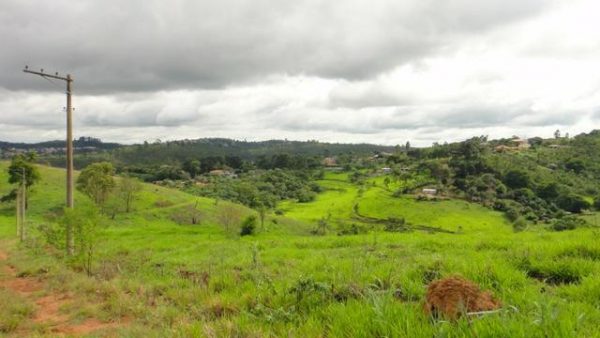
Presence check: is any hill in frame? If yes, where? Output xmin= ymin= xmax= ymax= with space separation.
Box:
xmin=1 ymin=162 xmax=600 ymax=336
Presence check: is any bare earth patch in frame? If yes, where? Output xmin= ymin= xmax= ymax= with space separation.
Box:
xmin=0 ymin=247 xmax=128 ymax=336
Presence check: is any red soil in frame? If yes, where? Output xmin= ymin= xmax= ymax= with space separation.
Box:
xmin=1 ymin=246 xmax=128 ymax=336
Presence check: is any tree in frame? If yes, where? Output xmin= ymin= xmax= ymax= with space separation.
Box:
xmin=240 ymin=215 xmax=257 ymax=236
xmin=528 ymin=137 xmax=543 ymax=148
xmin=556 ymin=194 xmax=590 ymax=213
xmin=383 ymin=177 xmax=391 ymax=190
xmin=554 ymin=129 xmax=561 ymax=139
xmin=503 ymin=170 xmax=531 ymax=189
xmin=76 ymin=162 xmax=115 ymax=207
xmin=118 ymin=176 xmax=143 ymax=213
xmin=61 ymin=205 xmax=104 ymax=276
xmin=565 ymin=159 xmax=585 ymax=174
xmin=5 ymin=153 xmax=41 ymax=205
xmin=426 ymin=160 xmax=450 ymax=184
xmin=182 ymin=159 xmax=201 ymax=177
xmin=216 ymin=203 xmax=243 ymax=233
xmin=448 ymin=137 xmax=488 ymax=179
xmin=257 ymin=205 xmax=267 ymax=229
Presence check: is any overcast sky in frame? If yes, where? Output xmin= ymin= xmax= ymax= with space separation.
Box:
xmin=1 ymin=0 xmax=599 ymax=146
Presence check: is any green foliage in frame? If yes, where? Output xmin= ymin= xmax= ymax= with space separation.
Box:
xmin=503 ymin=170 xmax=531 ymax=189
xmin=448 ymin=136 xmax=489 ymax=179
xmin=552 ymin=216 xmax=586 ymax=231
xmin=240 ymin=215 xmax=257 ymax=236
xmin=594 ymin=196 xmax=600 ymax=211
xmin=512 ymin=217 xmax=527 ymax=232
xmin=556 ymin=194 xmax=590 ymax=213
xmin=0 ymin=290 xmax=34 ymax=333
xmin=2 ymin=153 xmax=40 ymax=203
xmin=383 ymin=217 xmax=407 ymax=232
xmin=216 ymin=203 xmax=244 ymax=233
xmin=60 ymin=205 xmax=104 ymax=276
xmin=76 ymin=162 xmax=116 ymax=206
xmin=117 ymin=176 xmax=143 ymax=213
xmin=7 ymin=153 xmax=40 ymax=188
xmin=565 ymin=159 xmax=585 ymax=173
xmin=2 ymin=162 xmax=600 ymax=336
xmin=188 ymin=169 xmax=320 ymax=208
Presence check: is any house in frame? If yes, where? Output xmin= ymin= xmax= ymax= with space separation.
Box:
xmin=494 ymin=137 xmax=530 ymax=152
xmin=209 ymin=169 xmax=236 ymax=178
xmin=381 ymin=167 xmax=392 ymax=174
xmin=322 ymin=157 xmax=337 ymax=167
xmin=512 ymin=137 xmax=530 ymax=149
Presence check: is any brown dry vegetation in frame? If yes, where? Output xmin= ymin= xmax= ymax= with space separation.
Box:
xmin=424 ymin=276 xmax=501 ymax=319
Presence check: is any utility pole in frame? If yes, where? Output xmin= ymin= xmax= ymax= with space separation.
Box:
xmin=16 ymin=187 xmax=21 ymax=238
xmin=20 ymin=168 xmax=26 ymax=242
xmin=23 ymin=66 xmax=75 ymax=254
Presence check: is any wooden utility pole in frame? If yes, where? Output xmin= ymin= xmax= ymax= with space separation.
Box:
xmin=20 ymin=168 xmax=26 ymax=242
xmin=16 ymin=188 xmax=21 ymax=238
xmin=23 ymin=66 xmax=75 ymax=254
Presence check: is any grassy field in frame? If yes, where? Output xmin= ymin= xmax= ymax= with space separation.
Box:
xmin=1 ymin=164 xmax=600 ymax=337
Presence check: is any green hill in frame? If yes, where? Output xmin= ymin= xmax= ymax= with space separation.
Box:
xmin=1 ymin=163 xmax=599 ymax=337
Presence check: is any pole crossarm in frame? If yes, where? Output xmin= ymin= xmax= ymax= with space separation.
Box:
xmin=23 ymin=68 xmax=72 ymax=82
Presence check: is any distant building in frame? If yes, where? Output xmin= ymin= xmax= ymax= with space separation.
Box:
xmin=512 ymin=137 xmax=530 ymax=150
xmin=494 ymin=137 xmax=530 ymax=152
xmin=381 ymin=167 xmax=392 ymax=174
xmin=322 ymin=157 xmax=337 ymax=167
xmin=422 ymin=188 xmax=437 ymax=195
xmin=209 ymin=169 xmax=236 ymax=178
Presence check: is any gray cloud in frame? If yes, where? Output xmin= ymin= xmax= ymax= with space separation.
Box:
xmin=1 ymin=0 xmax=599 ymax=146
xmin=1 ymin=0 xmax=551 ymax=94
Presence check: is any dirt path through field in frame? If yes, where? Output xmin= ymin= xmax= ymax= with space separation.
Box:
xmin=0 ymin=247 xmax=126 ymax=336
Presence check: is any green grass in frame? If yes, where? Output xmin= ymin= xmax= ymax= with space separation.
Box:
xmin=1 ymin=163 xmax=600 ymax=337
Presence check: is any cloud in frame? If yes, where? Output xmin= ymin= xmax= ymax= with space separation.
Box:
xmin=0 ymin=0 xmax=552 ymax=93
xmin=1 ymin=0 xmax=600 ymax=146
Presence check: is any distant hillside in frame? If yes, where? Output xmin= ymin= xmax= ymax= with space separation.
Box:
xmin=111 ymin=138 xmax=396 ymax=165
xmin=0 ymin=137 xmax=122 ymax=151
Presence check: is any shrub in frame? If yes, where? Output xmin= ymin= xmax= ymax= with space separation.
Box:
xmin=594 ymin=196 xmax=600 ymax=211
xmin=297 ymin=188 xmax=316 ymax=203
xmin=556 ymin=194 xmax=590 ymax=213
xmin=512 ymin=217 xmax=527 ymax=232
xmin=565 ymin=159 xmax=585 ymax=173
xmin=505 ymin=206 xmax=521 ymax=222
xmin=537 ymin=183 xmax=560 ymax=201
xmin=552 ymin=216 xmax=585 ymax=231
xmin=384 ymin=217 xmax=407 ymax=232
xmin=337 ymin=223 xmax=361 ymax=235
xmin=504 ymin=170 xmax=531 ymax=189
xmin=240 ymin=215 xmax=257 ymax=236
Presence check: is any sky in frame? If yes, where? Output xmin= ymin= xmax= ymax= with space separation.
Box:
xmin=1 ymin=0 xmax=599 ymax=146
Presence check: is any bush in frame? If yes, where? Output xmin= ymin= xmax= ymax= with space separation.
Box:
xmin=552 ymin=216 xmax=585 ymax=231
xmin=594 ymin=196 xmax=600 ymax=211
xmin=240 ymin=215 xmax=257 ymax=236
xmin=504 ymin=170 xmax=531 ymax=189
xmin=556 ymin=194 xmax=590 ymax=213
xmin=384 ymin=217 xmax=407 ymax=232
xmin=297 ymin=188 xmax=316 ymax=203
xmin=506 ymin=207 xmax=521 ymax=222
xmin=513 ymin=217 xmax=527 ymax=232
xmin=537 ymin=183 xmax=561 ymax=201
xmin=337 ymin=223 xmax=366 ymax=235
xmin=565 ymin=159 xmax=585 ymax=173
